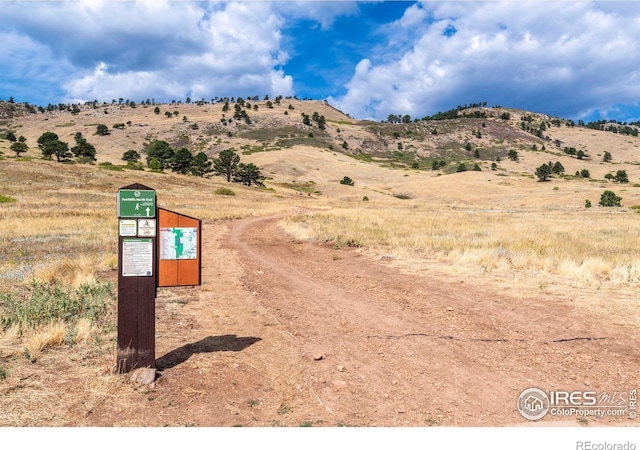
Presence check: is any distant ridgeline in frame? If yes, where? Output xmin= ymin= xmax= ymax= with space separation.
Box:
xmin=578 ymin=119 xmax=640 ymax=137
xmin=0 ymin=98 xmax=39 ymax=118
xmin=1 ymin=96 xmax=639 ymax=139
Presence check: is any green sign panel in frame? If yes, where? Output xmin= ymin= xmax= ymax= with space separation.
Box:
xmin=118 ymin=189 xmax=156 ymax=218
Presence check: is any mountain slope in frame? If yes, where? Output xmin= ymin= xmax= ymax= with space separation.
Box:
xmin=1 ymin=99 xmax=639 ymax=194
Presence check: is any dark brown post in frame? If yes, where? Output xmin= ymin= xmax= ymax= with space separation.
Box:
xmin=116 ymin=183 xmax=158 ymax=373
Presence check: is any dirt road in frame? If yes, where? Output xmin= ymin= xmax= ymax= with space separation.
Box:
xmin=84 ymin=214 xmax=640 ymax=427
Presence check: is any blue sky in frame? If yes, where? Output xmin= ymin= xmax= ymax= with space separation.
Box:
xmin=1 ymin=1 xmax=639 ymax=123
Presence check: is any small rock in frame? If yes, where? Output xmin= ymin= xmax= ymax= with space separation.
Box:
xmin=129 ymin=367 xmax=156 ymax=386
xmin=446 ymin=307 xmax=454 ymax=312
xmin=313 ymin=353 xmax=325 ymax=361
xmin=337 ymin=365 xmax=346 ymax=372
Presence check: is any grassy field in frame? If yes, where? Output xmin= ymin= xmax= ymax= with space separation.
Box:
xmin=283 ymin=203 xmax=640 ymax=285
xmin=1 ymin=100 xmax=639 ymax=408
xmin=0 ymin=157 xmax=300 ymax=366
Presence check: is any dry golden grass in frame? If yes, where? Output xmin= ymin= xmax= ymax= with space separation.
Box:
xmin=2 ymin=103 xmax=639 ymax=291
xmin=24 ymin=321 xmax=66 ymax=357
xmin=1 ymin=100 xmax=640 ymax=426
xmin=282 ymin=204 xmax=640 ymax=286
xmin=0 ymin=157 xmax=304 ymax=291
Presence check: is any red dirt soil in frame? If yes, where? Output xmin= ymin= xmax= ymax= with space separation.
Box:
xmin=82 ymin=214 xmax=640 ymax=427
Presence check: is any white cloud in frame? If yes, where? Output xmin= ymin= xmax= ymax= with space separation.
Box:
xmin=331 ymin=1 xmax=640 ymax=121
xmin=2 ymin=1 xmax=295 ymax=104
xmin=3 ymin=1 xmax=639 ymax=123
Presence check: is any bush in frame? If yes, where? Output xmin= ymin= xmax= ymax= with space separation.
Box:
xmin=614 ymin=170 xmax=629 ymax=183
xmin=340 ymin=176 xmax=354 ymax=186
xmin=122 ymin=150 xmax=140 ymax=162
xmin=535 ymin=163 xmax=552 ymax=181
xmin=95 ymin=124 xmax=109 ymax=135
xmin=393 ymin=193 xmax=413 ymax=200
xmin=125 ymin=161 xmax=145 ymax=171
xmin=431 ymin=160 xmax=446 ymax=171
xmin=0 ymin=281 xmax=113 ymax=332
xmin=599 ymin=190 xmax=622 ymax=207
xmin=585 ymin=199 xmax=592 ymax=208
xmin=214 ymin=187 xmax=235 ymax=196
xmin=552 ymin=161 xmax=564 ymax=174
xmin=0 ymin=194 xmax=17 ymax=203
xmin=148 ymin=158 xmax=163 ymax=172
xmin=98 ymin=162 xmax=124 ymax=171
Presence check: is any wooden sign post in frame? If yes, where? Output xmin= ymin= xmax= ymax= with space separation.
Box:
xmin=116 ymin=183 xmax=158 ymax=374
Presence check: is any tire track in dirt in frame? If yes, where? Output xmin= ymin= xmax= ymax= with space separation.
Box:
xmin=223 ymin=214 xmax=640 ymax=426
xmin=84 ymin=213 xmax=639 ymax=427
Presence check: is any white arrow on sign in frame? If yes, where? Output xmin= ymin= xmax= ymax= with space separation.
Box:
xmin=146 ymin=207 xmax=150 ymax=217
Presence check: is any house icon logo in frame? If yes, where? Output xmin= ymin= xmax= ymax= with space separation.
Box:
xmin=518 ymin=388 xmax=550 ymax=420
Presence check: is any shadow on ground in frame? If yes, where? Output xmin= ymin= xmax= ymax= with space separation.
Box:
xmin=155 ymin=335 xmax=261 ymax=370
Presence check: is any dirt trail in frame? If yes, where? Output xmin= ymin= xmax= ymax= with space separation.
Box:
xmin=83 ymin=214 xmax=639 ymax=427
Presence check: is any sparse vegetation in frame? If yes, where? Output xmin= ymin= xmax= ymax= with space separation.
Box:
xmin=234 ymin=162 xmax=264 ymax=187
xmin=340 ymin=176 xmax=355 ymax=186
xmin=214 ymin=187 xmax=236 ymax=196
xmin=95 ymin=124 xmax=109 ymax=136
xmin=0 ymin=194 xmax=16 ymax=203
xmin=614 ymin=170 xmax=629 ymax=183
xmin=213 ymin=149 xmax=241 ymax=182
xmin=0 ymin=280 xmax=113 ymax=333
xmin=1 ymin=98 xmax=640 ymax=427
xmin=599 ymin=190 xmax=622 ymax=207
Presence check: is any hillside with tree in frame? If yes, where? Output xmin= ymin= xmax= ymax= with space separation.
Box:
xmin=1 ymin=96 xmax=639 ymax=209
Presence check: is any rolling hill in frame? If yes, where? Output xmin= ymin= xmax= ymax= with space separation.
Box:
xmin=1 ymin=98 xmax=640 ymax=427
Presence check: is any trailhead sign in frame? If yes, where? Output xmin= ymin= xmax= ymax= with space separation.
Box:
xmin=117 ymin=189 xmax=156 ymax=218
xmin=116 ymin=184 xmax=202 ymax=374
xmin=116 ymin=183 xmax=158 ymax=374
